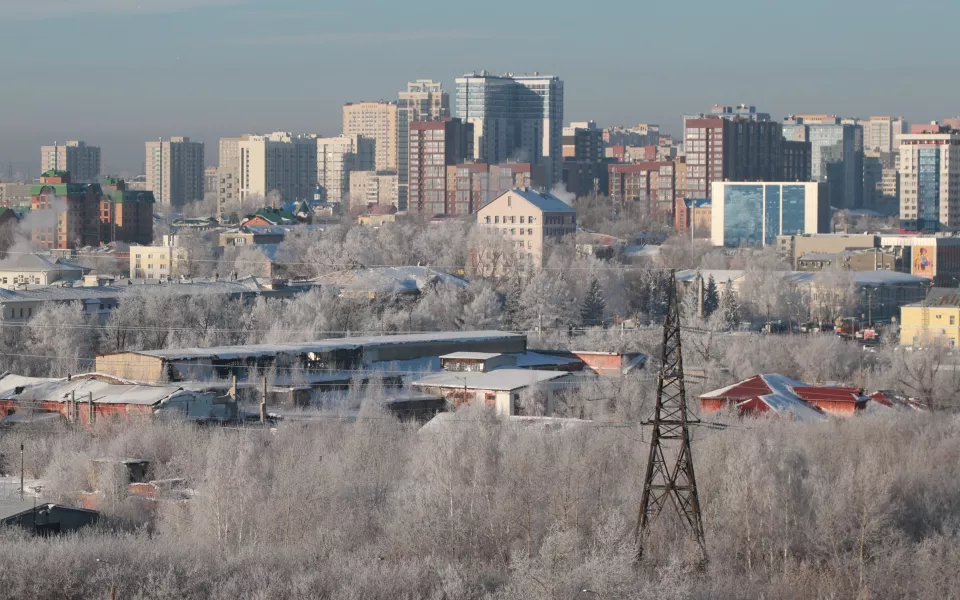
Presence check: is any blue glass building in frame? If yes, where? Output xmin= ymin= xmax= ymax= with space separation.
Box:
xmin=712 ymin=182 xmax=829 ymax=247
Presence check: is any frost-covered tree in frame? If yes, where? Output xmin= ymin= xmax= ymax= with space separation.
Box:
xmin=461 ymin=282 xmax=502 ymax=330
xmin=519 ymin=271 xmax=577 ymax=331
xmin=703 ymin=275 xmax=719 ymax=317
xmin=580 ymin=277 xmax=606 ymax=327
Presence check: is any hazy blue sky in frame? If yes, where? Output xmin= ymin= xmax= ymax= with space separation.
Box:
xmin=1 ymin=0 xmax=958 ymax=176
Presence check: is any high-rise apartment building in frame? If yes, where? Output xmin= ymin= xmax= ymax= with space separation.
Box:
xmin=40 ymin=141 xmax=101 ymax=183
xmin=683 ymin=117 xmax=783 ymax=200
xmin=447 ymin=163 xmax=492 ymax=214
xmin=145 ymin=137 xmax=205 ymax=207
xmin=236 ymin=132 xmax=317 ymax=203
xmin=562 ymin=121 xmax=604 ymax=162
xmin=316 ymin=135 xmax=375 ymax=204
xmin=489 ymin=163 xmax=549 ymax=198
xmin=898 ymin=125 xmax=960 ymax=232
xmin=455 ymin=72 xmax=564 ymax=183
xmin=782 ymin=116 xmax=863 ymax=209
xmin=342 ymin=101 xmax=399 ymax=172
xmin=349 ymin=171 xmax=399 ymax=209
xmin=608 ymin=162 xmax=676 ymax=220
xmin=862 ymin=116 xmax=908 ymax=154
xmin=782 ymin=140 xmax=812 ymax=181
xmin=408 ymin=119 xmax=473 ymax=214
xmin=708 ymin=104 xmax=771 ymax=122
xmin=397 ymin=80 xmax=450 ymax=209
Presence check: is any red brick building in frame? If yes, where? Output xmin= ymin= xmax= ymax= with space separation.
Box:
xmin=408 ymin=118 xmax=473 ymax=214
xmin=608 ymin=162 xmax=676 ymax=221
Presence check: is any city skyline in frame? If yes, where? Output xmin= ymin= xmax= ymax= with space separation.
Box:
xmin=2 ymin=0 xmax=958 ymax=176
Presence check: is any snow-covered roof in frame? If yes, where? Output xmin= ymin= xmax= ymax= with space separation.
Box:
xmin=312 ymin=266 xmax=468 ymax=295
xmin=0 ymin=373 xmax=209 ymax=406
xmin=114 ymin=331 xmax=526 ymax=362
xmin=485 ymin=188 xmax=576 ymax=213
xmin=412 ymin=369 xmax=573 ymax=392
xmin=0 ymin=253 xmax=88 ymax=273
xmin=421 ymin=412 xmax=591 ymax=432
xmin=677 ymin=269 xmax=929 ymax=288
xmin=510 ymin=351 xmax=582 ymax=368
xmin=701 ymin=374 xmax=828 ymax=423
xmin=441 ymin=352 xmax=503 ymax=360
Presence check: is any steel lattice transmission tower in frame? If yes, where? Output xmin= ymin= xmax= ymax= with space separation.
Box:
xmin=635 ymin=269 xmax=707 ymax=562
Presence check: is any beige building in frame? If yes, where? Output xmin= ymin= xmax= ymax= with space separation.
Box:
xmin=129 ymin=236 xmax=190 ymax=279
xmin=862 ymin=116 xmax=907 ymax=154
xmin=349 ymin=171 xmax=399 ymax=209
xmin=0 ymin=254 xmax=89 ymax=288
xmin=777 ymin=233 xmax=878 ymax=266
xmin=475 ymin=188 xmax=576 ymax=273
xmin=40 ymin=141 xmax=101 ymax=183
xmin=145 ymin=137 xmax=205 ymax=207
xmin=235 ymin=132 xmax=317 ymax=203
xmin=317 ymin=135 xmax=375 ymax=204
xmin=343 ymin=101 xmax=399 ymax=172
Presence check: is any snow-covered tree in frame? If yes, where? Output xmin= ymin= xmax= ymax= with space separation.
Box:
xmin=579 ymin=277 xmax=606 ymax=327
xmin=703 ymin=275 xmax=720 ymax=317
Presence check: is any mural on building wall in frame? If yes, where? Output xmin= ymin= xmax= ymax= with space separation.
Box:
xmin=913 ymin=246 xmax=936 ymax=279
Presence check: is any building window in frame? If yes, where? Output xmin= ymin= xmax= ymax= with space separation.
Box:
xmin=952 ymin=316 xmax=956 ymax=325
xmin=520 ymin=216 xmax=525 ymax=224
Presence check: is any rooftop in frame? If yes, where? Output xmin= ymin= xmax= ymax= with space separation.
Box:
xmin=412 ymin=369 xmax=572 ymax=392
xmin=105 ymin=331 xmax=526 ymax=362
xmin=441 ymin=352 xmax=502 ymax=360
xmin=0 ymin=373 xmax=210 ymax=406
xmin=0 ymin=254 xmax=88 ymax=274
xmin=491 ymin=188 xmax=576 ymax=213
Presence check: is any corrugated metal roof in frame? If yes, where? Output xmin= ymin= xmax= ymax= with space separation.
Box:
xmin=412 ymin=369 xmax=572 ymax=392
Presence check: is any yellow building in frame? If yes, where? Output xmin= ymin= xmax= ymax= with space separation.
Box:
xmin=900 ymin=289 xmax=960 ymax=347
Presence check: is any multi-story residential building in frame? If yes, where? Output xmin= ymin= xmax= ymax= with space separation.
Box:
xmin=782 ymin=140 xmax=812 ymax=181
xmin=898 ymin=125 xmax=960 ymax=232
xmin=861 ymin=116 xmax=908 ymax=154
xmin=711 ymin=181 xmax=830 ymax=247
xmin=447 ymin=163 xmax=492 ymax=214
xmin=145 ymin=137 xmax=205 ymax=207
xmin=100 ymin=177 xmax=155 ymax=245
xmin=675 ymin=198 xmax=712 ymax=239
xmin=30 ymin=171 xmax=103 ymax=249
xmin=343 ymin=101 xmax=399 ymax=172
xmin=408 ymin=119 xmax=473 ymax=214
xmin=204 ymin=166 xmax=218 ymax=195
xmin=879 ymin=234 xmax=960 ymax=286
xmin=234 ymin=132 xmax=317 ymax=203
xmin=397 ymin=80 xmax=450 ymax=209
xmin=710 ymin=104 xmax=770 ymax=121
xmin=562 ymin=121 xmax=604 ymax=162
xmin=0 ymin=183 xmax=32 ymax=208
xmin=40 ymin=141 xmax=101 ymax=183
xmin=782 ymin=116 xmax=863 ymax=209
xmin=683 ymin=117 xmax=784 ymax=200
xmin=562 ymin=161 xmax=608 ymax=199
xmin=489 ymin=162 xmax=549 ymax=198
xmin=608 ymin=162 xmax=676 ymax=220
xmin=130 ymin=235 xmax=191 ymax=279
xmin=475 ymin=188 xmax=576 ymax=272
xmin=316 ymin=135 xmax=374 ymax=204
xmin=603 ymin=124 xmax=659 ymax=147
xmin=349 ymin=171 xmax=399 ymax=209
xmin=455 ymin=72 xmax=564 ymax=183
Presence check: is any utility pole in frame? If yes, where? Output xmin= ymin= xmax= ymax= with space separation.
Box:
xmin=260 ymin=376 xmax=267 ymax=424
xmin=20 ymin=442 xmax=24 ymax=501
xmin=88 ymin=392 xmax=95 ymax=426
xmin=636 ymin=269 xmax=707 ymax=563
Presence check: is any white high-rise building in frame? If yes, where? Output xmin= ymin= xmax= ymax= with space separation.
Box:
xmin=235 ymin=132 xmax=317 ymax=203
xmin=40 ymin=141 xmax=101 ymax=183
xmin=898 ymin=127 xmax=960 ymax=232
xmin=863 ymin=116 xmax=908 ymax=154
xmin=316 ymin=135 xmax=374 ymax=204
xmin=145 ymin=137 xmax=205 ymax=207
xmin=397 ymin=80 xmax=450 ymax=209
xmin=455 ymin=72 xmax=564 ymax=183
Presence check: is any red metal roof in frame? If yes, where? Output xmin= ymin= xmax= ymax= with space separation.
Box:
xmin=792 ymin=386 xmax=864 ymax=404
